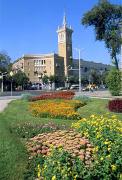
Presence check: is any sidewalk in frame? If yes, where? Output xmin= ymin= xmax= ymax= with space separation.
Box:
xmin=0 ymin=99 xmax=15 ymax=113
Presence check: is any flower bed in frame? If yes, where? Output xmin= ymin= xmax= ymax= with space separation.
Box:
xmin=108 ymin=99 xmax=122 ymax=113
xmin=29 ymin=91 xmax=75 ymax=101
xmin=72 ymin=114 xmax=122 ymax=179
xmin=30 ymin=100 xmax=84 ymax=120
xmin=12 ymin=122 xmax=68 ymax=138
xmin=26 ymin=130 xmax=93 ymax=164
xmin=25 ymin=130 xmax=94 ymax=179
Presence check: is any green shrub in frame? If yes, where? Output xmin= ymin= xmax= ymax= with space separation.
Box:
xmin=106 ymin=68 xmax=121 ymax=96
xmin=21 ymin=93 xmax=32 ymax=101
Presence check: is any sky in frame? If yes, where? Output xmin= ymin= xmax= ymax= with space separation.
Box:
xmin=0 ymin=0 xmax=121 ymax=64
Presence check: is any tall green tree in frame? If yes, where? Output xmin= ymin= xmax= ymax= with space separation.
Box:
xmin=0 ymin=51 xmax=11 ymax=72
xmin=82 ymin=0 xmax=122 ymax=69
xmin=13 ymin=70 xmax=29 ymax=90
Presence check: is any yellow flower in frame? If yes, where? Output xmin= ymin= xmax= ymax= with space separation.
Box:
xmin=104 ymin=141 xmax=109 ymax=145
xmin=106 ymin=154 xmax=111 ymax=159
xmin=37 ymin=164 xmax=41 ymax=178
xmin=100 ymin=157 xmax=104 ymax=161
xmin=108 ymin=147 xmax=111 ymax=151
xmin=90 ymin=114 xmax=95 ymax=118
xmin=111 ymin=165 xmax=117 ymax=171
xmin=74 ymin=175 xmax=78 ymax=180
xmin=52 ymin=175 xmax=56 ymax=180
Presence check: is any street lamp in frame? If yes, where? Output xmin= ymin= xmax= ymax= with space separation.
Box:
xmin=100 ymin=69 xmax=104 ymax=87
xmin=74 ymin=48 xmax=82 ymax=92
xmin=119 ymin=21 xmax=122 ymax=71
xmin=10 ymin=71 xmax=14 ymax=96
xmin=0 ymin=72 xmax=7 ymax=93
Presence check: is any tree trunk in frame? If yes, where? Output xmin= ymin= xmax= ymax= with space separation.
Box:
xmin=114 ymin=55 xmax=119 ymax=70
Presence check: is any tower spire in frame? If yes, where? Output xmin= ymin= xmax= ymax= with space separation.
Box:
xmin=62 ymin=12 xmax=67 ymax=27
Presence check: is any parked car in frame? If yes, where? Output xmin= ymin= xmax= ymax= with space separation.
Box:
xmin=28 ymin=83 xmax=42 ymax=90
xmin=70 ymin=84 xmax=79 ymax=90
xmin=56 ymin=87 xmax=67 ymax=91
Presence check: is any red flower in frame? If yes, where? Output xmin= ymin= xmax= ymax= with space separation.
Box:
xmin=108 ymin=99 xmax=122 ymax=113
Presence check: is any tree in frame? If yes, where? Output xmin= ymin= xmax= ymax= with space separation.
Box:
xmin=82 ymin=1 xmax=122 ymax=69
xmin=90 ymin=69 xmax=101 ymax=85
xmin=106 ymin=68 xmax=121 ymax=96
xmin=42 ymin=75 xmax=49 ymax=84
xmin=13 ymin=70 xmax=29 ymax=90
xmin=0 ymin=51 xmax=11 ymax=71
xmin=48 ymin=75 xmax=56 ymax=84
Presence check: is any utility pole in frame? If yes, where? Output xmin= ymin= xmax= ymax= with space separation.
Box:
xmin=119 ymin=21 xmax=122 ymax=71
xmin=0 ymin=72 xmax=7 ymax=93
xmin=74 ymin=48 xmax=82 ymax=92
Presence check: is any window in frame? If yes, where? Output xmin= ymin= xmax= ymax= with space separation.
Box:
xmin=21 ymin=63 xmax=23 ymax=69
xmin=84 ymin=67 xmax=88 ymax=72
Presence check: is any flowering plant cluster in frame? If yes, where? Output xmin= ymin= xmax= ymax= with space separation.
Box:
xmin=26 ymin=130 xmax=93 ymax=164
xmin=25 ymin=148 xmax=93 ymax=180
xmin=12 ymin=122 xmax=67 ymax=138
xmin=72 ymin=114 xmax=122 ymax=179
xmin=30 ymin=100 xmax=84 ymax=120
xmin=30 ymin=91 xmax=75 ymax=101
xmin=35 ymin=148 xmax=92 ymax=180
xmin=108 ymin=99 xmax=122 ymax=113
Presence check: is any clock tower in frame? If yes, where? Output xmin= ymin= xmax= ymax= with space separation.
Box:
xmin=57 ymin=14 xmax=73 ymax=77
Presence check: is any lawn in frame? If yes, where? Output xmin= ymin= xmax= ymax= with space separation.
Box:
xmin=0 ymin=98 xmax=121 ymax=179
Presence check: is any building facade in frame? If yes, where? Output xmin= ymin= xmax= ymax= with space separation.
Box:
xmin=12 ymin=14 xmax=110 ymax=84
xmin=13 ymin=53 xmax=64 ymax=83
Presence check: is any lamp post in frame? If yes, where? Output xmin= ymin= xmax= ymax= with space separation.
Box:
xmin=119 ymin=21 xmax=122 ymax=71
xmin=0 ymin=72 xmax=7 ymax=93
xmin=74 ymin=48 xmax=82 ymax=92
xmin=10 ymin=71 xmax=13 ymax=96
xmin=100 ymin=69 xmax=104 ymax=87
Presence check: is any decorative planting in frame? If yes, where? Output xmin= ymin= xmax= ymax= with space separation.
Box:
xmin=30 ymin=100 xmax=85 ymax=120
xmin=12 ymin=122 xmax=68 ymax=138
xmin=108 ymin=99 xmax=122 ymax=113
xmin=72 ymin=114 xmax=122 ymax=179
xmin=29 ymin=91 xmax=75 ymax=101
xmin=26 ymin=130 xmax=93 ymax=165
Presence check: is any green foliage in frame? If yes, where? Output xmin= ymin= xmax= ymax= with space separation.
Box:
xmin=12 ymin=122 xmax=67 ymax=138
xmin=42 ymin=75 xmax=49 ymax=84
xmin=106 ymin=68 xmax=121 ymax=96
xmin=0 ymin=51 xmax=11 ymax=71
xmin=25 ymin=148 xmax=89 ymax=179
xmin=82 ymin=1 xmax=122 ymax=69
xmin=72 ymin=114 xmax=122 ymax=180
xmin=13 ymin=70 xmax=29 ymax=89
xmin=48 ymin=75 xmax=56 ymax=83
xmin=90 ymin=69 xmax=101 ymax=85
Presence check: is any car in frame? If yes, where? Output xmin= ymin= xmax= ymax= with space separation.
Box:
xmin=70 ymin=84 xmax=79 ymax=90
xmin=56 ymin=87 xmax=67 ymax=91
